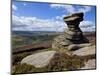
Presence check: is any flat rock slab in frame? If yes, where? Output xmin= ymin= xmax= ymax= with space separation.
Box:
xmin=21 ymin=51 xmax=57 ymax=68
xmin=72 ymin=45 xmax=95 ymax=56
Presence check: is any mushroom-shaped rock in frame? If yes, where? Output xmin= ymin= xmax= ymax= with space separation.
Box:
xmin=52 ymin=12 xmax=89 ymax=50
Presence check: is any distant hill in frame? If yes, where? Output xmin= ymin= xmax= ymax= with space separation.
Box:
xmin=12 ymin=31 xmax=95 ymax=36
xmin=12 ymin=31 xmax=62 ymax=36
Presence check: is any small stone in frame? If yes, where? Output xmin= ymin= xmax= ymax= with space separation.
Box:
xmin=81 ymin=59 xmax=96 ymax=69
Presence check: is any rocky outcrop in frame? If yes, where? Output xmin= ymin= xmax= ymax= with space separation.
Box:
xmin=51 ymin=12 xmax=96 ymax=70
xmin=52 ymin=13 xmax=89 ymax=50
xmin=21 ymin=44 xmax=96 ymax=69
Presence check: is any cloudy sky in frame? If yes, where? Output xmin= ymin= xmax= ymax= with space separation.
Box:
xmin=12 ymin=1 xmax=96 ymax=32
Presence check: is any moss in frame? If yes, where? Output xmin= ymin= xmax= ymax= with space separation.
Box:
xmin=12 ymin=64 xmax=36 ymax=74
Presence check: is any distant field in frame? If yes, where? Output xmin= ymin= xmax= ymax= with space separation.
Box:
xmin=12 ymin=31 xmax=62 ymax=47
xmin=12 ymin=31 xmax=62 ymax=54
xmin=12 ymin=31 xmax=96 ymax=51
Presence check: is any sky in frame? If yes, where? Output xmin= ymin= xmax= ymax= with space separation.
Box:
xmin=12 ymin=1 xmax=96 ymax=32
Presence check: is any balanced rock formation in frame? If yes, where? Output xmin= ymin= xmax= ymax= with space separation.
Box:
xmin=52 ymin=13 xmax=89 ymax=50
xmin=51 ymin=12 xmax=96 ymax=69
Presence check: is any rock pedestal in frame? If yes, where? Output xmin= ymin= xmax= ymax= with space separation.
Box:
xmin=52 ymin=13 xmax=89 ymax=50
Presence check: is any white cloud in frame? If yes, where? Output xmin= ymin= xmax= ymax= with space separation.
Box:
xmin=12 ymin=15 xmax=95 ymax=32
xmin=80 ymin=21 xmax=95 ymax=32
xmin=50 ymin=4 xmax=75 ymax=14
xmin=12 ymin=4 xmax=18 ymax=11
xmin=78 ymin=6 xmax=92 ymax=13
xmin=50 ymin=4 xmax=92 ymax=14
xmin=55 ymin=14 xmax=66 ymax=20
xmin=12 ymin=15 xmax=66 ymax=31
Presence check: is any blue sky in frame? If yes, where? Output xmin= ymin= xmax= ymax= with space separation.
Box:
xmin=12 ymin=1 xmax=96 ymax=32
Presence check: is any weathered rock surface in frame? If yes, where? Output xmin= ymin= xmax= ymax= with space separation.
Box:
xmin=21 ymin=51 xmax=57 ymax=68
xmin=72 ymin=45 xmax=95 ymax=56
